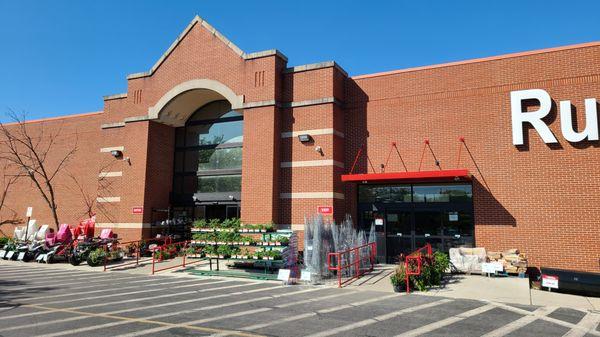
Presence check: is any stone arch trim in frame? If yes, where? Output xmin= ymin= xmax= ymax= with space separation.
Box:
xmin=148 ymin=79 xmax=244 ymax=120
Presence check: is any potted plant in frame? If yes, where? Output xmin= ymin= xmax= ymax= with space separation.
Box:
xmin=240 ymin=248 xmax=250 ymax=259
xmin=87 ymin=248 xmax=108 ymax=267
xmin=217 ymin=245 xmax=231 ymax=259
xmin=390 ymin=265 xmax=407 ymax=292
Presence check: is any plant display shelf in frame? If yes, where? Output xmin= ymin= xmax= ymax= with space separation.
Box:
xmin=191 ymin=228 xmax=274 ymax=233
xmin=189 ymin=241 xmax=288 ymax=247
xmin=188 ymin=269 xmax=278 ymax=281
xmin=206 ymin=255 xmax=284 ymax=273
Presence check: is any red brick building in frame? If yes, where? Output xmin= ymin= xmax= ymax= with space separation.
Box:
xmin=1 ymin=16 xmax=598 ymax=272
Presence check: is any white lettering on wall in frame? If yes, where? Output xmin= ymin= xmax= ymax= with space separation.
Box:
xmin=559 ymin=99 xmax=598 ymax=142
xmin=510 ymin=89 xmax=599 ymax=145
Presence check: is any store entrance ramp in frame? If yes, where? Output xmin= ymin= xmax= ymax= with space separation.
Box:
xmin=343 ymin=264 xmax=395 ymax=292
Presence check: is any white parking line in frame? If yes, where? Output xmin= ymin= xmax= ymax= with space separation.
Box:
xmin=481 ymin=306 xmax=557 ymax=337
xmin=29 ymin=284 xmax=290 ymax=337
xmin=34 ymin=278 xmax=214 ymax=305
xmin=102 ymin=284 xmax=313 ymax=316
xmin=486 ymin=301 xmax=600 ymax=336
xmin=304 ymin=298 xmax=453 ymax=337
xmin=232 ymin=293 xmax=400 ymax=334
xmin=18 ymin=275 xmax=209 ymax=301
xmin=0 ymin=280 xmax=258 ymax=321
xmin=395 ymin=303 xmax=497 ymax=337
xmin=0 ymin=281 xmax=282 ymax=333
xmin=2 ymin=288 xmax=320 ymax=331
xmin=0 ymin=269 xmax=90 ymax=279
xmin=0 ymin=267 xmax=137 ymax=280
xmin=4 ymin=273 xmax=143 ymax=291
xmin=65 ymin=286 xmax=323 ymax=337
xmin=115 ymin=308 xmax=274 ymax=337
xmin=562 ymin=312 xmax=600 ymax=337
xmin=16 ymin=275 xmax=163 ymax=300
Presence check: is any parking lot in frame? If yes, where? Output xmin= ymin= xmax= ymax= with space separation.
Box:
xmin=0 ymin=262 xmax=599 ymax=337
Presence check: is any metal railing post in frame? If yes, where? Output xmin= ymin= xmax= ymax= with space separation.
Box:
xmin=337 ymin=253 xmax=342 ymax=288
xmin=354 ymin=248 xmax=360 ymax=278
xmin=182 ymin=241 xmax=187 ymax=268
xmin=103 ymin=244 xmax=108 ymax=272
xmin=151 ymin=246 xmax=157 ymax=275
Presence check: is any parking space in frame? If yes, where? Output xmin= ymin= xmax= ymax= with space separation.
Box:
xmin=1 ymin=261 xmax=599 ymax=337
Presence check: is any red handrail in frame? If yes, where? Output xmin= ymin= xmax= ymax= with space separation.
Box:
xmin=102 ymin=238 xmax=171 ymax=271
xmin=404 ymin=243 xmax=432 ymax=293
xmin=151 ymin=240 xmax=204 ymax=275
xmin=327 ymin=242 xmax=377 ymax=288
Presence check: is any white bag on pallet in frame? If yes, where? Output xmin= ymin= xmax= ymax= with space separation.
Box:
xmin=449 ymin=247 xmax=486 ymax=273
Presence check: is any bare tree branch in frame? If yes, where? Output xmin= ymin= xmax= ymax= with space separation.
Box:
xmin=0 ymin=110 xmax=78 ymax=229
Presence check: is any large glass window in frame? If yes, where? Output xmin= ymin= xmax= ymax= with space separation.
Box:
xmin=173 ymin=100 xmax=243 ymax=196
xmin=413 ymin=184 xmax=472 ymax=203
xmin=358 ymin=185 xmax=411 ymax=203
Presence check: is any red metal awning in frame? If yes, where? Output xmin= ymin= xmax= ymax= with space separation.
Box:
xmin=341 ymin=169 xmax=471 ymax=183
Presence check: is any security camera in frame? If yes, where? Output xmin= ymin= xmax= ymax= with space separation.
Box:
xmin=111 ymin=150 xmax=123 ymax=158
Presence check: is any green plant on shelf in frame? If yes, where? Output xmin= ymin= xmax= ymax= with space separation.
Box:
xmin=192 ymin=219 xmax=208 ymax=229
xmin=225 ymin=231 xmax=242 ymax=243
xmin=240 ymin=248 xmax=251 ymax=258
xmin=240 ymin=236 xmax=255 ymax=245
xmin=221 ymin=217 xmax=241 ymax=229
xmin=204 ymin=245 xmax=217 ymax=257
xmin=208 ymin=218 xmax=221 ymax=229
xmin=270 ymin=235 xmax=289 ymax=245
xmin=263 ymin=250 xmax=282 ymax=260
xmin=153 ymin=248 xmax=171 ymax=261
xmin=216 ymin=245 xmax=232 ymax=258
xmin=185 ymin=246 xmax=200 ymax=256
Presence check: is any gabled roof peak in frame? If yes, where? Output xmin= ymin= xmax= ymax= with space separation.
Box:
xmin=127 ymin=15 xmax=288 ymax=80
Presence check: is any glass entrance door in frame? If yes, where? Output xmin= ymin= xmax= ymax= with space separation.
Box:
xmin=413 ymin=210 xmax=444 ymax=252
xmin=384 ymin=210 xmax=412 ymax=263
xmin=357 ymin=183 xmax=474 ymax=263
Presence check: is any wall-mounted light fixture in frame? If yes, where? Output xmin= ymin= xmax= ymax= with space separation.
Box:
xmin=298 ymin=134 xmax=312 ymax=143
xmin=315 ymin=146 xmax=323 ymax=155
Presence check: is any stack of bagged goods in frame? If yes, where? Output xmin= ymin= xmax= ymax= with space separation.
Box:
xmin=449 ymin=247 xmax=487 ymax=274
xmin=486 ymin=249 xmax=528 ymax=274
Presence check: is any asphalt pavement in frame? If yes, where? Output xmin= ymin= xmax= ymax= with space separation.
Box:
xmin=0 ymin=261 xmax=599 ymax=337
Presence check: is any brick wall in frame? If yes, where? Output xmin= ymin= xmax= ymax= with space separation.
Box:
xmin=346 ymin=44 xmax=600 ymax=272
xmin=0 ymin=113 xmax=104 ymax=236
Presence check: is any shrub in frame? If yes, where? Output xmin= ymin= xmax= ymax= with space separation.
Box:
xmin=390 ymin=264 xmax=407 ymax=290
xmin=87 ymin=248 xmax=107 ymax=266
xmin=396 ymin=251 xmax=449 ymax=292
xmin=0 ymin=237 xmax=9 ymax=247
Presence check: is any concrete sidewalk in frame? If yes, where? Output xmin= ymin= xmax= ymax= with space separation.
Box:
xmin=346 ymin=267 xmax=600 ymax=311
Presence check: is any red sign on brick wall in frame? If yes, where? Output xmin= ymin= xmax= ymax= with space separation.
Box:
xmin=317 ymin=206 xmax=333 ymax=215
xmin=132 ymin=206 xmax=143 ymax=215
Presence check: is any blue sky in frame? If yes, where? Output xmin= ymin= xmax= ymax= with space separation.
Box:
xmin=1 ymin=1 xmax=599 ymax=120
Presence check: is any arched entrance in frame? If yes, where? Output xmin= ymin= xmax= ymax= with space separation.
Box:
xmin=151 ymin=79 xmax=244 ymax=223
